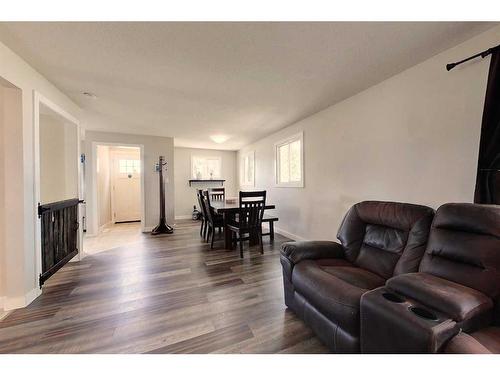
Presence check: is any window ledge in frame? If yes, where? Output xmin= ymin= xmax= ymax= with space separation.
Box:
xmin=275 ymin=182 xmax=304 ymax=188
xmin=188 ymin=179 xmax=225 ymax=186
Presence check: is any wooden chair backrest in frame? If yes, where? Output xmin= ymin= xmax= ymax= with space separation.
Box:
xmin=209 ymin=187 xmax=225 ymax=201
xmin=238 ymin=191 xmax=266 ymax=229
xmin=196 ymin=189 xmax=207 ymax=219
xmin=202 ymin=190 xmax=216 ymax=223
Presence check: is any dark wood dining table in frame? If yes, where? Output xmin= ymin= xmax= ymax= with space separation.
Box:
xmin=211 ymin=200 xmax=276 ymax=250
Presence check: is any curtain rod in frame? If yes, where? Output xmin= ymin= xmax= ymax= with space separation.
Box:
xmin=446 ymin=43 xmax=500 ymax=71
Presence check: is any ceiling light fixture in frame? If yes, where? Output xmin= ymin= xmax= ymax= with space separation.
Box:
xmin=82 ymin=91 xmax=98 ymax=99
xmin=210 ymin=134 xmax=230 ymax=144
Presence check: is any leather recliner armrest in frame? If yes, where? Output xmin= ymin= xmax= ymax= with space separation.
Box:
xmin=386 ymin=273 xmax=493 ymax=323
xmin=280 ymin=241 xmax=344 ymax=265
xmin=361 ymin=286 xmax=459 ymax=353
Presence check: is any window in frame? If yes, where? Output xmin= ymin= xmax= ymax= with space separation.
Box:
xmin=275 ymin=132 xmax=304 ymax=187
xmin=240 ymin=151 xmax=255 ymax=186
xmin=119 ymin=159 xmax=140 ymax=174
xmin=191 ymin=156 xmax=222 ymax=179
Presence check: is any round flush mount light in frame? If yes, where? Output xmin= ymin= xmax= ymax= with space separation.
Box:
xmin=210 ymin=134 xmax=230 ymax=144
xmin=82 ymin=91 xmax=98 ymax=99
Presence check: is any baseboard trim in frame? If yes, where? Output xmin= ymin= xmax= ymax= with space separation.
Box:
xmin=3 ymin=295 xmax=26 ymax=310
xmin=274 ymin=226 xmax=306 ymax=241
xmin=0 ymin=296 xmax=6 ymax=320
xmin=26 ymin=287 xmax=41 ymax=306
xmin=2 ymin=287 xmax=42 ymax=311
xmin=175 ymin=215 xmax=192 ymax=220
xmin=0 ymin=308 xmax=10 ymax=321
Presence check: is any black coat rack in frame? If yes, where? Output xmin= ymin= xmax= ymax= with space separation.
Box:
xmin=151 ymin=156 xmax=174 ymax=235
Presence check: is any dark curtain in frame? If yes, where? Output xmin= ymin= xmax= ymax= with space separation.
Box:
xmin=474 ymin=48 xmax=500 ymax=205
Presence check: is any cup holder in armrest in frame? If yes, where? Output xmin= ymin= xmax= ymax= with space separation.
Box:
xmin=382 ymin=292 xmax=405 ymax=303
xmin=409 ymin=306 xmax=438 ymax=321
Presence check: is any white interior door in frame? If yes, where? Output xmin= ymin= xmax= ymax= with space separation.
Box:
xmin=111 ymin=150 xmax=141 ymax=222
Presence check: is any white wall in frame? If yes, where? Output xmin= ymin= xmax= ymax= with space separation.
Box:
xmin=64 ymin=122 xmax=78 ymax=200
xmin=0 ymin=40 xmax=81 ymax=310
xmin=174 ymin=147 xmax=237 ymax=219
xmin=0 ymin=84 xmax=25 ymax=307
xmin=84 ymin=131 xmax=174 ymax=234
xmin=0 ymin=85 xmax=5 ymax=312
xmin=96 ymin=145 xmax=112 ymax=228
xmin=39 ymin=114 xmax=78 ymax=203
xmin=238 ymin=25 xmax=500 ymax=241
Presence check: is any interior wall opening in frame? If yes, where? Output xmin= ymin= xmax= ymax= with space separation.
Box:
xmin=85 ymin=145 xmax=143 ymax=255
xmin=36 ymin=99 xmax=81 ymax=288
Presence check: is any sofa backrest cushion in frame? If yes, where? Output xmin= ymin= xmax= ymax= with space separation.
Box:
xmin=419 ymin=203 xmax=500 ymax=300
xmin=337 ymin=201 xmax=434 ymax=279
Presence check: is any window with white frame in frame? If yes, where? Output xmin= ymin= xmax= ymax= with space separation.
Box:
xmin=119 ymin=159 xmax=141 ymax=174
xmin=240 ymin=151 xmax=255 ymax=186
xmin=191 ymin=156 xmax=222 ymax=179
xmin=275 ymin=132 xmax=304 ymax=187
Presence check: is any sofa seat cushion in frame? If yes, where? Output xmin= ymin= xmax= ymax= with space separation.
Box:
xmin=321 ymin=263 xmax=386 ymax=290
xmin=387 ymin=273 xmax=493 ymax=322
xmin=445 ymin=327 xmax=500 ymax=354
xmin=444 ymin=332 xmax=492 ymax=354
xmin=292 ymin=259 xmax=385 ymax=335
xmin=471 ymin=327 xmax=500 ymax=353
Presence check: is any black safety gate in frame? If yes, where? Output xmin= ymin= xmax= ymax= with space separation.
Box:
xmin=38 ymin=198 xmax=80 ymax=287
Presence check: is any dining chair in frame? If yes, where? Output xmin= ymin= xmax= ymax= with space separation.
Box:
xmin=209 ymin=187 xmax=225 ymax=201
xmin=196 ymin=189 xmax=208 ymax=239
xmin=226 ymin=190 xmax=266 ymax=258
xmin=202 ymin=190 xmax=224 ymax=249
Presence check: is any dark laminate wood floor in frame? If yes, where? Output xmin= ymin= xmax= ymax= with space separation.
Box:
xmin=0 ymin=220 xmax=329 ymax=354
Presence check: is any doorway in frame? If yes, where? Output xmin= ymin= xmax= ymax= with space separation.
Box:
xmin=110 ymin=147 xmax=141 ymax=223
xmin=87 ymin=144 xmax=144 ymax=254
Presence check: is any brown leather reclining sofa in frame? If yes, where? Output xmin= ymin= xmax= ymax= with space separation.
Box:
xmin=280 ymin=201 xmax=500 ymax=354
xmin=280 ymin=201 xmax=435 ymax=353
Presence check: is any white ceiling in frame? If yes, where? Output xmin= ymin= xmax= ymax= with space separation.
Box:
xmin=0 ymin=22 xmax=496 ymax=150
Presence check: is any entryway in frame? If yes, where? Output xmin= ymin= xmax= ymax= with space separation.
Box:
xmin=87 ymin=144 xmax=144 ymax=253
xmin=110 ymin=147 xmax=141 ymax=223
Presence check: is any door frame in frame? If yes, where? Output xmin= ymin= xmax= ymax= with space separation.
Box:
xmin=33 ymin=91 xmax=82 ymax=292
xmin=91 ymin=142 xmax=146 ymax=234
xmin=109 ymin=147 xmax=142 ymax=224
